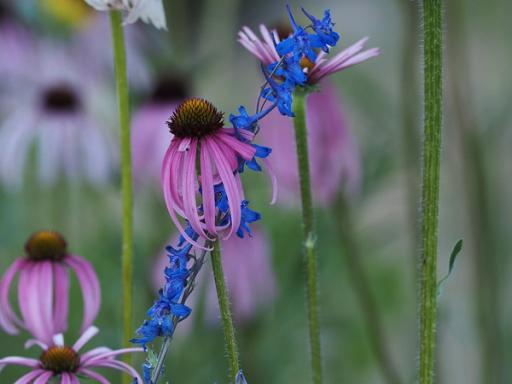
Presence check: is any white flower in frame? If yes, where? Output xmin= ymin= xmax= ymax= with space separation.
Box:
xmin=83 ymin=0 xmax=167 ymax=29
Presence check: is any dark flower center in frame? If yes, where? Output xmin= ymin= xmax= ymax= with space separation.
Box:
xmin=167 ymin=98 xmax=224 ymax=138
xmin=25 ymin=230 xmax=67 ymax=262
xmin=151 ymin=75 xmax=189 ymax=103
xmin=40 ymin=346 xmax=80 ymax=373
xmin=42 ymin=85 xmax=80 ymax=113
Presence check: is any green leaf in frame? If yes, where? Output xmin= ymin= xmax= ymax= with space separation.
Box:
xmin=437 ymin=239 xmax=463 ymax=295
xmin=448 ymin=239 xmax=463 ymax=274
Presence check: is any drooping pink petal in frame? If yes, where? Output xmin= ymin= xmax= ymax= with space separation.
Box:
xmin=78 ymin=369 xmax=109 ymax=384
xmin=80 ymin=347 xmax=112 ymax=363
xmin=60 ymin=373 xmax=72 ymax=384
xmin=216 ymin=132 xmax=256 ymax=161
xmin=33 ymin=371 xmax=54 ymax=384
xmin=0 ymin=356 xmax=40 ymax=369
xmin=200 ymin=143 xmax=217 ymax=235
xmin=38 ymin=261 xmax=54 ymax=337
xmin=261 ymin=158 xmax=278 ymax=205
xmin=329 ymin=48 xmax=380 ymax=72
xmin=238 ymin=26 xmax=277 ymax=65
xmin=182 ymin=139 xmax=210 ymax=239
xmin=0 ymin=258 xmax=24 ymax=334
xmin=24 ymin=339 xmax=48 ymax=350
xmin=82 ymin=347 xmax=143 ymax=367
xmin=14 ymin=369 xmax=46 ymax=384
xmin=90 ymin=360 xmax=142 ymax=383
xmin=64 ymin=255 xmax=101 ymax=332
xmin=161 ymin=141 xmax=185 ymax=216
xmin=52 ymin=262 xmax=70 ymax=333
xmin=72 ymin=326 xmax=99 ymax=352
xmin=207 ymin=138 xmax=242 ymax=239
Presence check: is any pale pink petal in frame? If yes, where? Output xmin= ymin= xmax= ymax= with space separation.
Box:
xmin=38 ymin=261 xmax=54 ymax=337
xmin=52 ymin=262 xmax=70 ymax=333
xmin=24 ymin=339 xmax=48 ymax=350
xmin=0 ymin=258 xmax=24 ymax=334
xmin=80 ymin=347 xmax=112 ymax=362
xmin=215 ymin=133 xmax=256 ymax=161
xmin=82 ymin=347 xmax=143 ymax=367
xmin=261 ymin=158 xmax=278 ymax=205
xmin=207 ymin=138 xmax=242 ymax=239
xmin=14 ymin=369 xmax=46 ymax=384
xmin=90 ymin=360 xmax=143 ymax=382
xmin=200 ymin=143 xmax=217 ymax=235
xmin=329 ymin=48 xmax=380 ymax=72
xmin=78 ymin=369 xmax=109 ymax=384
xmin=53 ymin=333 xmax=65 ymax=347
xmin=72 ymin=326 xmax=99 ymax=352
xmin=64 ymin=255 xmax=101 ymax=332
xmin=161 ymin=141 xmax=185 ymax=215
xmin=33 ymin=371 xmax=54 ymax=384
xmin=182 ymin=139 xmax=211 ymax=239
xmin=60 ymin=373 xmax=72 ymax=384
xmin=0 ymin=356 xmax=40 ymax=369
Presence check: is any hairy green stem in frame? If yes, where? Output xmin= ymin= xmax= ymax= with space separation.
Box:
xmin=418 ymin=1 xmax=443 ymax=383
xmin=335 ymin=194 xmax=403 ymax=384
xmin=110 ymin=12 xmax=134 ymax=381
xmin=211 ymin=240 xmax=240 ymax=383
xmin=292 ymin=90 xmax=322 ymax=384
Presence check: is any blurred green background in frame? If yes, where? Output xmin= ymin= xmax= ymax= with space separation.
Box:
xmin=0 ymin=0 xmax=510 ymax=383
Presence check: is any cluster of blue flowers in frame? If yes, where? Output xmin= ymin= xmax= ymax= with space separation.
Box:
xmin=260 ymin=5 xmax=340 ymax=116
xmin=134 ymin=6 xmax=340 ymax=383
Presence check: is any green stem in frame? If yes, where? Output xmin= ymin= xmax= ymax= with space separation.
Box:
xmin=292 ymin=90 xmax=322 ymax=384
xmin=335 ymin=194 xmax=403 ymax=384
xmin=418 ymin=1 xmax=443 ymax=383
xmin=110 ymin=11 xmax=134 ymax=380
xmin=211 ymin=240 xmax=240 ymax=383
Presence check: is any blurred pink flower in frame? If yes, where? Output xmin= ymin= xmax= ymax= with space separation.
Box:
xmin=0 ymin=231 xmax=100 ymax=346
xmin=152 ymin=228 xmax=276 ymax=325
xmin=131 ymin=75 xmax=188 ymax=185
xmin=258 ymin=82 xmax=361 ymax=206
xmin=0 ymin=326 xmax=143 ymax=383
xmin=0 ymin=40 xmax=114 ymax=189
xmin=238 ymin=25 xmax=363 ymax=205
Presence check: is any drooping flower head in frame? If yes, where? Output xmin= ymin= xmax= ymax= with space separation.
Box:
xmin=83 ymin=0 xmax=167 ymax=29
xmin=132 ymin=74 xmax=189 ymax=185
xmin=162 ymin=98 xmax=275 ymax=245
xmin=0 ymin=230 xmax=100 ymax=345
xmin=0 ymin=326 xmax=143 ymax=382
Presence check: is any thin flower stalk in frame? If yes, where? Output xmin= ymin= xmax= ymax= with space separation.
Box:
xmin=418 ymin=1 xmax=443 ymax=383
xmin=292 ymin=89 xmax=322 ymax=384
xmin=211 ymin=240 xmax=240 ymax=382
xmin=110 ymin=11 xmax=134 ymax=381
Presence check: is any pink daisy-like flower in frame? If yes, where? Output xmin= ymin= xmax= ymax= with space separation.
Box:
xmin=0 ymin=41 xmax=113 ymax=189
xmin=161 ymin=98 xmax=267 ymax=244
xmin=258 ymin=81 xmax=361 ymax=206
xmin=238 ymin=24 xmax=379 ymax=83
xmin=132 ymin=75 xmax=188 ymax=185
xmin=152 ymin=227 xmax=276 ymax=324
xmin=0 ymin=231 xmax=100 ymax=346
xmin=0 ymin=326 xmax=143 ymax=383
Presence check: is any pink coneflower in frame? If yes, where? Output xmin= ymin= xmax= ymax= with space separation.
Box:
xmin=258 ymin=81 xmax=361 ymax=206
xmin=153 ymin=227 xmax=275 ymax=324
xmin=162 ymin=98 xmax=262 ymax=243
xmin=238 ymin=24 xmax=379 ymax=83
xmin=0 ymin=231 xmax=100 ymax=346
xmin=132 ymin=75 xmax=188 ymax=185
xmin=0 ymin=326 xmax=143 ymax=383
xmin=0 ymin=41 xmax=113 ymax=189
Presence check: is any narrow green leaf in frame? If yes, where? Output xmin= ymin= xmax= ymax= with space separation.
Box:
xmin=437 ymin=239 xmax=464 ymax=294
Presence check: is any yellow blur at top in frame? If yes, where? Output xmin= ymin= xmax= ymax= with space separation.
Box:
xmin=41 ymin=0 xmax=94 ymax=27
